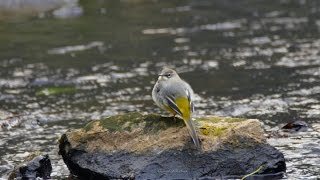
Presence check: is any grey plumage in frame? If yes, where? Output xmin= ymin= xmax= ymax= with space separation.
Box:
xmin=152 ymin=67 xmax=200 ymax=148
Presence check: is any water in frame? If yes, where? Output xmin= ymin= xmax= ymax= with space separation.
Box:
xmin=0 ymin=0 xmax=319 ymax=179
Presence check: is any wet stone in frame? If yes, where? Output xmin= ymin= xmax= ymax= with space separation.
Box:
xmin=9 ymin=154 xmax=52 ymax=180
xmin=59 ymin=112 xmax=286 ymax=179
xmin=282 ymin=120 xmax=308 ymax=132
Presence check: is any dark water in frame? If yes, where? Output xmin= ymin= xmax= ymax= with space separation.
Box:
xmin=0 ymin=0 xmax=319 ymax=179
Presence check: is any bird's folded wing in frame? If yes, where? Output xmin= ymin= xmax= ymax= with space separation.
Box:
xmin=165 ymin=95 xmax=183 ymax=116
xmin=185 ymin=88 xmax=194 ymax=113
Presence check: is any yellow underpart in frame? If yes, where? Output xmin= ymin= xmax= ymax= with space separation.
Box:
xmin=175 ymin=96 xmax=191 ymax=120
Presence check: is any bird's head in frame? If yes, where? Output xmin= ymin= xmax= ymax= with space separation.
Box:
xmin=158 ymin=67 xmax=179 ymax=81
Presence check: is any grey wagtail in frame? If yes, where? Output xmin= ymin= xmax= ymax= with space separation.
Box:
xmin=152 ymin=67 xmax=200 ymax=148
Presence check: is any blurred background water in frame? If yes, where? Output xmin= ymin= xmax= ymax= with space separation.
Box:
xmin=0 ymin=0 xmax=319 ymax=179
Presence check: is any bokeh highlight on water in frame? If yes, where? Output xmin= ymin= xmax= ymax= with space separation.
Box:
xmin=0 ymin=0 xmax=319 ymax=179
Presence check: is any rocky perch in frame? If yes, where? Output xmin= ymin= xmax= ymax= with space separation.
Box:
xmin=59 ymin=112 xmax=285 ymax=179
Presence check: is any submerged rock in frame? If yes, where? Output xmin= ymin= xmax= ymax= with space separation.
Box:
xmin=9 ymin=154 xmax=52 ymax=180
xmin=59 ymin=112 xmax=286 ymax=179
xmin=266 ymin=121 xmax=310 ymax=139
xmin=282 ymin=121 xmax=308 ymax=132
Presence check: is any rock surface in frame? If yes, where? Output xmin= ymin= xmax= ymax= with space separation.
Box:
xmin=59 ymin=112 xmax=286 ymax=179
xmin=9 ymin=154 xmax=52 ymax=180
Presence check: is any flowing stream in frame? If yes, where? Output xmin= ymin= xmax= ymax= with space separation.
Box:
xmin=0 ymin=0 xmax=319 ymax=179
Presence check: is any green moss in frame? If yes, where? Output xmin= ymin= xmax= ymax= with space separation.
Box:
xmin=36 ymin=86 xmax=77 ymax=96
xmin=197 ymin=116 xmax=246 ymax=123
xmin=211 ymin=127 xmax=228 ymax=136
xmin=143 ymin=114 xmax=185 ymax=133
xmin=83 ymin=120 xmax=97 ymax=132
xmin=97 ymin=112 xmax=145 ymax=132
xmin=83 ymin=112 xmax=185 ymax=133
xmin=199 ymin=125 xmax=228 ymax=137
xmin=82 ymin=113 xmax=246 ymax=134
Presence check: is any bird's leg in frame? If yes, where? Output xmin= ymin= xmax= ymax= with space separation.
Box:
xmin=172 ymin=113 xmax=177 ymax=123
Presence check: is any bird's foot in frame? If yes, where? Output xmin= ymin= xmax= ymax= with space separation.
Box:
xmin=172 ymin=114 xmax=177 ymax=123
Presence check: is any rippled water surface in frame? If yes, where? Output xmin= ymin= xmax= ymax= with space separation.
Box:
xmin=0 ymin=0 xmax=319 ymax=179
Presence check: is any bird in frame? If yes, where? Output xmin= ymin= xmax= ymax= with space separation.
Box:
xmin=152 ymin=67 xmax=200 ymax=148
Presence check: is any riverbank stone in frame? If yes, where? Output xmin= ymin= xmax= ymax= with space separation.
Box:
xmin=9 ymin=154 xmax=52 ymax=180
xmin=59 ymin=112 xmax=286 ymax=179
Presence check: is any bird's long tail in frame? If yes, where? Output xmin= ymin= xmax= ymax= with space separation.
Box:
xmin=184 ymin=118 xmax=200 ymax=148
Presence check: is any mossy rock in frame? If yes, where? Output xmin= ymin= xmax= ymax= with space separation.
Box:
xmin=59 ymin=112 xmax=285 ymax=179
xmin=61 ymin=112 xmax=266 ymax=153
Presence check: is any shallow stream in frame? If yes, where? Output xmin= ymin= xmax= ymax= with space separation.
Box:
xmin=0 ymin=0 xmax=319 ymax=179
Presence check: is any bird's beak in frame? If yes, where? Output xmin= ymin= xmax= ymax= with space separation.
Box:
xmin=158 ymin=74 xmax=165 ymax=80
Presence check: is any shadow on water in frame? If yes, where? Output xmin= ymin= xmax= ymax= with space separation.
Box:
xmin=0 ymin=0 xmax=319 ymax=179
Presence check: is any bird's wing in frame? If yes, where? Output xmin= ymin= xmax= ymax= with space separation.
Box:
xmin=185 ymin=88 xmax=194 ymax=113
xmin=165 ymin=95 xmax=183 ymax=116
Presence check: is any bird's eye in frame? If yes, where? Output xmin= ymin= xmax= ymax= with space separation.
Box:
xmin=166 ymin=73 xmax=171 ymax=78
